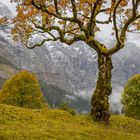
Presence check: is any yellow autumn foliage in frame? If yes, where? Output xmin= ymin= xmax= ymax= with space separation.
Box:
xmin=0 ymin=70 xmax=45 ymax=109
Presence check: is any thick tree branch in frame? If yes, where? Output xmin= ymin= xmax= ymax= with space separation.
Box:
xmin=88 ymin=1 xmax=103 ymax=36
xmin=87 ymin=38 xmax=108 ymax=54
xmin=25 ymin=32 xmax=86 ymax=49
xmin=13 ymin=0 xmax=140 ymax=56
xmin=108 ymin=14 xmax=140 ymax=55
xmin=89 ymin=2 xmax=98 ymax=36
xmin=132 ymin=0 xmax=139 ymax=16
xmin=26 ymin=17 xmax=86 ymax=48
xmin=113 ymin=0 xmax=122 ymax=44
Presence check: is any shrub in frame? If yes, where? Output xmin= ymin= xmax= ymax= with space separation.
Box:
xmin=0 ymin=70 xmax=45 ymax=109
xmin=59 ymin=104 xmax=76 ymax=116
xmin=121 ymin=74 xmax=140 ymax=119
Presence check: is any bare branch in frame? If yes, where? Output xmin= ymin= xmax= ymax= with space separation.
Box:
xmin=64 ymin=28 xmax=80 ymax=34
xmin=54 ymin=0 xmax=59 ymax=15
xmin=97 ymin=8 xmax=111 ymax=14
xmin=77 ymin=12 xmax=112 ymax=25
xmin=70 ymin=0 xmax=77 ymax=19
xmin=77 ymin=12 xmax=90 ymax=19
xmin=96 ymin=16 xmax=112 ymax=24
xmin=25 ymin=38 xmax=58 ymax=49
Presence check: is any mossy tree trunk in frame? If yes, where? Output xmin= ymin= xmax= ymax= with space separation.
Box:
xmin=91 ymin=53 xmax=113 ymax=124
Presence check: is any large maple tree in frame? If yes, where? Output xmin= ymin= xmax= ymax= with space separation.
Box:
xmin=11 ymin=0 xmax=140 ymax=124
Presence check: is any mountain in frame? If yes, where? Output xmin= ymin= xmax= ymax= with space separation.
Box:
xmin=0 ymin=2 xmax=140 ymax=113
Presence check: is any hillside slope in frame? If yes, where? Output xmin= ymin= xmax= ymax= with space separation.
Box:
xmin=1 ymin=2 xmax=140 ymax=113
xmin=0 ymin=64 xmax=18 ymax=88
xmin=0 ymin=104 xmax=140 ymax=140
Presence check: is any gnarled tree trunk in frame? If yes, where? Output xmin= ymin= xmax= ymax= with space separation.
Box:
xmin=91 ymin=53 xmax=113 ymax=124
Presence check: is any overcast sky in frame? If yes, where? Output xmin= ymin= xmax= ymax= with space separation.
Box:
xmin=0 ymin=0 xmax=16 ymax=14
xmin=0 ymin=0 xmax=14 ymax=6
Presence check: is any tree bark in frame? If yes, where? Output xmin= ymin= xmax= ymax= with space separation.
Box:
xmin=91 ymin=53 xmax=113 ymax=124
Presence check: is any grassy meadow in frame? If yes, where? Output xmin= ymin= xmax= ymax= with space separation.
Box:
xmin=0 ymin=104 xmax=140 ymax=140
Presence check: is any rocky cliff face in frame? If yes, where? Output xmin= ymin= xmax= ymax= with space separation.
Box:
xmin=0 ymin=2 xmax=140 ymax=113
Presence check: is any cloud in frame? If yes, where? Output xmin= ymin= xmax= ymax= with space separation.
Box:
xmin=0 ymin=0 xmax=16 ymax=14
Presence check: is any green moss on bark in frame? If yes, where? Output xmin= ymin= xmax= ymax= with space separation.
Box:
xmin=91 ymin=54 xmax=112 ymax=124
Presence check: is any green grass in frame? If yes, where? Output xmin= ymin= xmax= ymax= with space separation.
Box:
xmin=0 ymin=104 xmax=140 ymax=140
